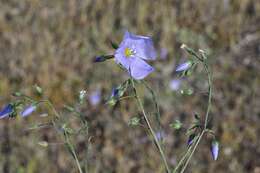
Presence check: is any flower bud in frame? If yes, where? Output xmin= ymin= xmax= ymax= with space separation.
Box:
xmin=211 ymin=140 xmax=219 ymax=160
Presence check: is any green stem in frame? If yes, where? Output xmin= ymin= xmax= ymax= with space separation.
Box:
xmin=64 ymin=131 xmax=83 ymax=173
xmin=141 ymin=81 xmax=162 ymax=140
xmin=203 ymin=63 xmax=212 ymax=129
xmin=172 ymin=136 xmax=199 ymax=173
xmin=179 ymin=130 xmax=205 ymax=173
xmin=41 ymin=100 xmax=84 ymax=173
xmin=130 ymin=79 xmax=170 ymax=173
xmin=177 ymin=58 xmax=213 ymax=173
xmin=38 ymin=100 xmax=60 ymax=119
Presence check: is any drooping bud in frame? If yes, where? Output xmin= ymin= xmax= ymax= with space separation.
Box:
xmin=187 ymin=134 xmax=196 ymax=146
xmin=176 ymin=61 xmax=192 ymax=72
xmin=211 ymin=140 xmax=219 ymax=160
xmin=0 ymin=104 xmax=13 ymax=119
xmin=93 ymin=55 xmax=114 ymax=63
xmin=21 ymin=104 xmax=37 ymax=117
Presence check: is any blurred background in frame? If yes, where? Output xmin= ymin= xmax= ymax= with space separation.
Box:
xmin=0 ymin=0 xmax=259 ymax=173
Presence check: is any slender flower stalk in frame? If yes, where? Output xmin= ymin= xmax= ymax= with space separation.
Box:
xmin=38 ymin=99 xmax=83 ymax=173
xmin=64 ymin=130 xmax=83 ymax=173
xmin=179 ymin=131 xmax=205 ymax=173
xmin=177 ymin=50 xmax=213 ymax=173
xmin=130 ymin=78 xmax=170 ymax=173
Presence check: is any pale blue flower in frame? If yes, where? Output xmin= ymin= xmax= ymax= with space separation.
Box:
xmin=114 ymin=31 xmax=157 ymax=80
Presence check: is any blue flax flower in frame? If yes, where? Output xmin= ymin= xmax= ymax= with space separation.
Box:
xmin=175 ymin=61 xmax=192 ymax=72
xmin=0 ymin=104 xmax=13 ymax=119
xmin=115 ymin=31 xmax=157 ymax=80
xmin=21 ymin=105 xmax=37 ymax=117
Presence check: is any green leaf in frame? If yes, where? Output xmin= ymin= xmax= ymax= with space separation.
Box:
xmin=34 ymin=84 xmax=43 ymax=95
xmin=110 ymin=41 xmax=119 ymax=49
xmin=170 ymin=120 xmax=182 ymax=130
xmin=128 ymin=117 xmax=140 ymax=126
xmin=63 ymin=105 xmax=75 ymax=112
xmin=12 ymin=92 xmax=22 ymax=97
xmin=38 ymin=141 xmax=48 ymax=147
xmin=180 ymin=88 xmax=193 ymax=95
xmin=194 ymin=113 xmax=200 ymax=120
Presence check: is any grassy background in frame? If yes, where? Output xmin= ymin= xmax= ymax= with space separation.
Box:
xmin=0 ymin=0 xmax=259 ymax=172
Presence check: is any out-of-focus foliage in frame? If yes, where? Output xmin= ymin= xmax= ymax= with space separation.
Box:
xmin=0 ymin=0 xmax=259 ymax=172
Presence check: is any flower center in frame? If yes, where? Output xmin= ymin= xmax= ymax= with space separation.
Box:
xmin=124 ymin=47 xmax=134 ymax=57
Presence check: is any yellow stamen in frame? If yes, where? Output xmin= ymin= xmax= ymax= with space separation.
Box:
xmin=124 ymin=48 xmax=133 ymax=57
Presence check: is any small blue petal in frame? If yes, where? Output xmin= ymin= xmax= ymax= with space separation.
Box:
xmin=129 ymin=35 xmax=157 ymax=60
xmin=114 ymin=44 xmax=132 ymax=70
xmin=21 ymin=105 xmax=36 ymax=117
xmin=0 ymin=104 xmax=13 ymax=119
xmin=130 ymin=58 xmax=154 ymax=80
xmin=176 ymin=61 xmax=192 ymax=72
xmin=211 ymin=141 xmax=219 ymax=160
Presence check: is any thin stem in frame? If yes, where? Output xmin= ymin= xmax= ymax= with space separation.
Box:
xmin=177 ymin=58 xmax=213 ymax=173
xmin=118 ymin=95 xmax=136 ymax=101
xmin=64 ymin=131 xmax=83 ymax=173
xmin=179 ymin=131 xmax=205 ymax=173
xmin=172 ymin=136 xmax=199 ymax=173
xmin=38 ymin=100 xmax=60 ymax=119
xmin=40 ymin=100 xmax=84 ymax=173
xmin=203 ymin=63 xmax=212 ymax=129
xmin=130 ymin=79 xmax=170 ymax=173
xmin=74 ymin=110 xmax=89 ymax=173
xmin=141 ymin=81 xmax=162 ymax=139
